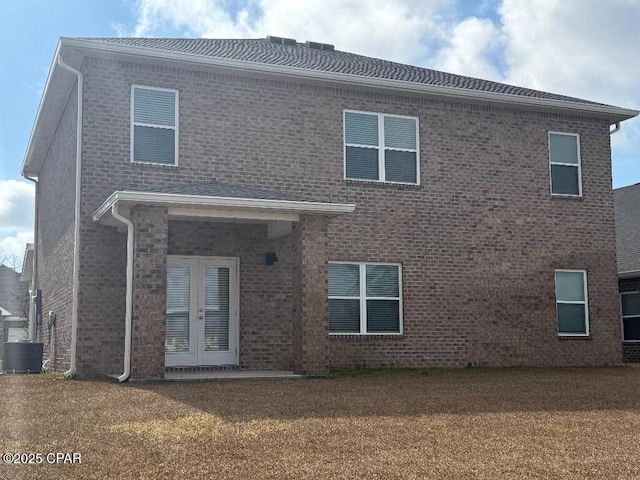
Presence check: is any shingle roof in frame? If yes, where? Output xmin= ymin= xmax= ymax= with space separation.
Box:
xmin=81 ymin=37 xmax=609 ymax=107
xmin=614 ymin=183 xmax=640 ymax=274
xmin=125 ymin=180 xmax=328 ymax=203
xmin=0 ymin=265 xmax=29 ymax=318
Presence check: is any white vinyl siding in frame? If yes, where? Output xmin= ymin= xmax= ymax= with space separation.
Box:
xmin=328 ymin=262 xmax=402 ymax=334
xmin=621 ymin=291 xmax=640 ymax=342
xmin=131 ymin=85 xmax=178 ymax=165
xmin=555 ymin=270 xmax=589 ymax=336
xmin=549 ymin=132 xmax=581 ymax=196
xmin=344 ymin=110 xmax=419 ymax=184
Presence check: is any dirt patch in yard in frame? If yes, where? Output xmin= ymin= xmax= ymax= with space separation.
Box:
xmin=1 ymin=367 xmax=640 ymax=479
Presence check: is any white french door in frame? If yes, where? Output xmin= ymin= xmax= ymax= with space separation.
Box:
xmin=165 ymin=256 xmax=239 ymax=366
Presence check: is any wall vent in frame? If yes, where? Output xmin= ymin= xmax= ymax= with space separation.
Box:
xmin=305 ymin=41 xmax=335 ymax=51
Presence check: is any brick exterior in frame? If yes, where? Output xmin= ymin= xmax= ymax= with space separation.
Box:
xmin=35 ymin=82 xmax=77 ymax=372
xmin=34 ymin=53 xmax=625 ymax=378
xmin=620 ymin=277 xmax=640 ymax=363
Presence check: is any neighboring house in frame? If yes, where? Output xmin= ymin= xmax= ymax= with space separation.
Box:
xmin=614 ymin=183 xmax=640 ymax=363
xmin=0 ymin=265 xmax=30 ymax=356
xmin=20 ymin=36 xmax=639 ymax=380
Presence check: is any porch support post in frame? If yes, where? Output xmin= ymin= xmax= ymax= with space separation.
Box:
xmin=292 ymin=214 xmax=329 ymax=375
xmin=130 ymin=206 xmax=168 ymax=380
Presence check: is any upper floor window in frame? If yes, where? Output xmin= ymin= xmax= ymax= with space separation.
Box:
xmin=328 ymin=261 xmax=402 ymax=335
xmin=131 ymin=86 xmax=178 ymax=165
xmin=549 ymin=132 xmax=581 ymax=196
xmin=555 ymin=269 xmax=589 ymax=336
xmin=344 ymin=111 xmax=419 ymax=184
xmin=621 ymin=291 xmax=640 ymax=342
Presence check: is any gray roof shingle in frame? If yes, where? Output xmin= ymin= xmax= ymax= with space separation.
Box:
xmin=614 ymin=183 xmax=640 ymax=274
xmin=80 ymin=37 xmax=610 ymax=107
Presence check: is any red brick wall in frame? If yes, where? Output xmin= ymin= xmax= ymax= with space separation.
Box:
xmin=62 ymin=54 xmax=624 ymax=376
xmin=35 ymin=82 xmax=77 ymax=372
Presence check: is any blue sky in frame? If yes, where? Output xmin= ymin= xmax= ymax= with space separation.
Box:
xmin=0 ymin=0 xmax=639 ymax=265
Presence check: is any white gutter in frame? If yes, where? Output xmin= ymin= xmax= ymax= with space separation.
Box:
xmin=57 ymin=55 xmax=83 ymax=379
xmin=22 ymin=177 xmax=38 ymax=340
xmin=93 ymin=190 xmax=356 ymax=222
xmin=110 ymin=205 xmax=133 ymax=383
xmin=60 ymin=37 xmax=640 ymax=122
xmin=610 ymin=122 xmax=621 ymax=134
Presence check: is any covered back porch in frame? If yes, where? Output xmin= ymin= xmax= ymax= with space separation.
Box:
xmin=93 ymin=181 xmax=354 ymax=380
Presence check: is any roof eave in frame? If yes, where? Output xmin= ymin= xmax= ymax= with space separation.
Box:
xmin=60 ymin=37 xmax=639 ymax=122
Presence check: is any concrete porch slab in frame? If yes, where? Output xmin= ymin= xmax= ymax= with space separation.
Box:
xmin=163 ymin=370 xmax=305 ymax=381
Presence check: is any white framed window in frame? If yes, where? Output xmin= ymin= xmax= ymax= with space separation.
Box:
xmin=131 ymin=85 xmax=179 ymax=165
xmin=328 ymin=261 xmax=403 ymax=334
xmin=344 ymin=110 xmax=419 ymax=184
xmin=554 ymin=269 xmax=589 ymax=336
xmin=621 ymin=291 xmax=640 ymax=342
xmin=549 ymin=132 xmax=582 ymax=196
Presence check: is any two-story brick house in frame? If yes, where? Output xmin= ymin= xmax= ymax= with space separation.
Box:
xmin=21 ymin=36 xmax=638 ymax=380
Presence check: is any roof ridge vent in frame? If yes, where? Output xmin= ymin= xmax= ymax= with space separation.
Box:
xmin=267 ymin=35 xmax=297 ymax=46
xmin=305 ymin=41 xmax=334 ymax=51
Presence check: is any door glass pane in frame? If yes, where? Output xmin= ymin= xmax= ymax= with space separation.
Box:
xmin=555 ymin=271 xmax=585 ymax=301
xmin=166 ymin=266 xmax=190 ymax=352
xmin=204 ymin=267 xmax=230 ymax=352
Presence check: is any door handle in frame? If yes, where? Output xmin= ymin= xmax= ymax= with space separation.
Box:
xmin=198 ymin=315 xmax=204 ymax=320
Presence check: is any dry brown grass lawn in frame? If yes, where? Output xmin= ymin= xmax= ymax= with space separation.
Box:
xmin=1 ymin=367 xmax=640 ymax=479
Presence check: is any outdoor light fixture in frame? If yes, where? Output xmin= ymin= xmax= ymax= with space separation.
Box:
xmin=265 ymin=247 xmax=279 ymax=266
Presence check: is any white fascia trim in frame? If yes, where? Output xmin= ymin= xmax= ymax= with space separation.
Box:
xmin=60 ymin=38 xmax=640 ymax=122
xmin=93 ymin=190 xmax=356 ymax=222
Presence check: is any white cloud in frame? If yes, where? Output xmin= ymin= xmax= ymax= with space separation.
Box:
xmin=130 ymin=0 xmax=454 ymax=64
xmin=0 ymin=180 xmax=34 ymax=266
xmin=434 ymin=16 xmax=505 ymax=82
xmin=0 ymin=231 xmax=32 ymax=271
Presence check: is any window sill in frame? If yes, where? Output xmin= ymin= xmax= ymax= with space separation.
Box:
xmin=329 ymin=333 xmax=403 ymax=338
xmin=130 ymin=161 xmax=179 ymax=168
xmin=622 ymin=340 xmax=640 ymax=343
xmin=558 ymin=334 xmax=591 ymax=340
xmin=343 ymin=179 xmax=421 ymax=189
xmin=550 ymin=194 xmax=583 ymax=200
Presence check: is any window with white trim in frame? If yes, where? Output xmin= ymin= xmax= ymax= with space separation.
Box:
xmin=554 ymin=270 xmax=589 ymax=336
xmin=328 ymin=262 xmax=402 ymax=334
xmin=549 ymin=132 xmax=581 ymax=196
xmin=132 ymin=85 xmax=178 ymax=165
xmin=621 ymin=291 xmax=640 ymax=341
xmin=344 ymin=111 xmax=419 ymax=184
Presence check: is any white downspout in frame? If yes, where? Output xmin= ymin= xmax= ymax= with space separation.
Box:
xmin=57 ymin=56 xmax=83 ymax=379
xmin=23 ymin=176 xmax=38 ymax=340
xmin=110 ymin=204 xmax=133 ymax=382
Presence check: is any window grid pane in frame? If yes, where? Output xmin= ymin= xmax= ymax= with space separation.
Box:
xmin=555 ymin=271 xmax=585 ymax=302
xmin=551 ymin=165 xmax=580 ymax=195
xmin=134 ymin=87 xmax=176 ymax=126
xmin=549 ymin=133 xmax=578 ymax=165
xmin=345 ymin=146 xmax=379 ymax=181
xmin=345 ymin=112 xmax=378 ymax=146
xmin=622 ymin=293 xmax=640 ymax=317
xmin=384 ymin=116 xmax=416 ymax=149
xmin=557 ymin=303 xmax=587 ymax=334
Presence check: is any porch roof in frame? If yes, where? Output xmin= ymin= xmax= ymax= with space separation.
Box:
xmin=92 ymin=181 xmax=356 ymax=229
